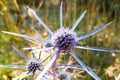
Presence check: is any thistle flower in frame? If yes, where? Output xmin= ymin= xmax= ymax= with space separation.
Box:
xmin=0 ymin=46 xmax=50 ymax=80
xmin=34 ymin=2 xmax=120 ymax=80
xmin=2 ymin=2 xmax=120 ymax=80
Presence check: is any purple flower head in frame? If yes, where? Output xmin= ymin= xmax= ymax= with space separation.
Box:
xmin=27 ymin=59 xmax=42 ymax=74
xmin=33 ymin=2 xmax=120 ymax=80
xmin=0 ymin=46 xmax=50 ymax=80
xmin=51 ymin=28 xmax=77 ymax=52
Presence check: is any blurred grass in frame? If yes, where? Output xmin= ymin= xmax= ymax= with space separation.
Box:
xmin=0 ymin=0 xmax=120 ymax=80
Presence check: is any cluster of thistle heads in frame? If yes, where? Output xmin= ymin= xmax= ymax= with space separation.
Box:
xmin=1 ymin=2 xmax=120 ymax=80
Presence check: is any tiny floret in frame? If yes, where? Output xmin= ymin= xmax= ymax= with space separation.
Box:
xmin=51 ymin=28 xmax=77 ymax=52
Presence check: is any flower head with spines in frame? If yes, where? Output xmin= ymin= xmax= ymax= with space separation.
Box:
xmin=0 ymin=46 xmax=50 ymax=80
xmin=51 ymin=28 xmax=77 ymax=52
xmin=2 ymin=2 xmax=120 ymax=80
xmin=27 ymin=59 xmax=42 ymax=74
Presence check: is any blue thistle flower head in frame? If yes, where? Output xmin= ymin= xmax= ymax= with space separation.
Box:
xmin=0 ymin=46 xmax=50 ymax=80
xmin=27 ymin=59 xmax=42 ymax=74
xmin=51 ymin=28 xmax=77 ymax=52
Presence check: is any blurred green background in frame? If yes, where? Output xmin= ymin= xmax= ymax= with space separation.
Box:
xmin=0 ymin=0 xmax=120 ymax=80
